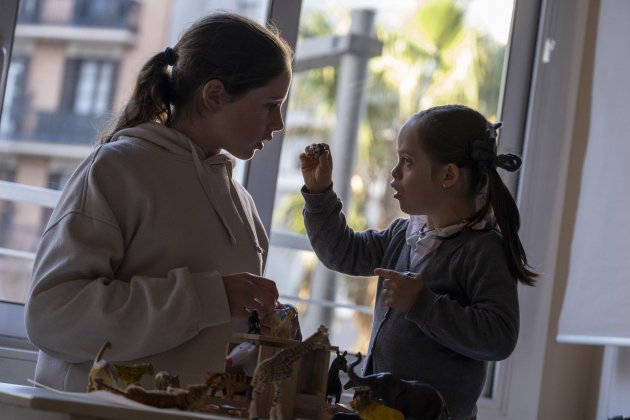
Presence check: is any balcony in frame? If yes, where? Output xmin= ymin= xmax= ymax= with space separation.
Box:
xmin=15 ymin=0 xmax=139 ymax=45
xmin=0 ymin=107 xmax=109 ymax=147
xmin=18 ymin=0 xmax=139 ymax=31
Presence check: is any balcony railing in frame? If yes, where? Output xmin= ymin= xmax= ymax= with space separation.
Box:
xmin=17 ymin=0 xmax=139 ymax=32
xmin=0 ymin=107 xmax=109 ymax=146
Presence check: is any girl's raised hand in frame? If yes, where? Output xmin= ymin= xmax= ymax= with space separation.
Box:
xmin=374 ymin=268 xmax=425 ymax=313
xmin=222 ymin=272 xmax=279 ymax=321
xmin=299 ymin=143 xmax=333 ymax=194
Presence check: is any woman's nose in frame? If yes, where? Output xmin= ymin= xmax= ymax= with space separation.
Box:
xmin=270 ymin=108 xmax=284 ymax=133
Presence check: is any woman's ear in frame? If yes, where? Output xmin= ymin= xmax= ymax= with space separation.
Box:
xmin=441 ymin=163 xmax=462 ymax=188
xmin=201 ymin=79 xmax=226 ymax=112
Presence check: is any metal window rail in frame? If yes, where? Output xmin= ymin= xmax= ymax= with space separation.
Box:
xmin=0 ymin=180 xmax=372 ymax=314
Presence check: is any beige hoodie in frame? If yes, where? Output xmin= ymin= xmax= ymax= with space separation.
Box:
xmin=25 ymin=122 xmax=268 ymax=391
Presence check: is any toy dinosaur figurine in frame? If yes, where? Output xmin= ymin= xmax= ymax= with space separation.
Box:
xmin=248 ymin=325 xmax=330 ymax=420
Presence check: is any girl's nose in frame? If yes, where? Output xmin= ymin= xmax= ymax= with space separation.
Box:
xmin=391 ymin=164 xmax=400 ymax=179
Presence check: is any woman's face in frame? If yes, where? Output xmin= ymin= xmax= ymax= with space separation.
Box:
xmin=215 ymin=71 xmax=292 ymax=160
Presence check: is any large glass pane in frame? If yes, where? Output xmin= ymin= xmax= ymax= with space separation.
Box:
xmin=267 ymin=0 xmax=515 ymax=360
xmin=0 ymin=0 xmax=269 ymax=304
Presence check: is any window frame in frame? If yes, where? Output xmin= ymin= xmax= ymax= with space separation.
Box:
xmin=0 ymin=0 xmax=574 ymax=417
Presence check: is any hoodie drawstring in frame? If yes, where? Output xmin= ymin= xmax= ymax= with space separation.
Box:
xmin=188 ymin=140 xmax=237 ymax=244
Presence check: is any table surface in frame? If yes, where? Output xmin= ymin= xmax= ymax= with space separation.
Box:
xmin=0 ymin=382 xmax=236 ymax=420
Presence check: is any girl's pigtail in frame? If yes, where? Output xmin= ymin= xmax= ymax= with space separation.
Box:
xmin=488 ymin=160 xmax=537 ymax=286
xmin=99 ymin=48 xmax=175 ymax=144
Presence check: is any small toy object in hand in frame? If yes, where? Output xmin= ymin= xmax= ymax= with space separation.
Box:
xmin=247 ymin=309 xmax=261 ymax=335
xmin=307 ymin=143 xmax=328 ymax=158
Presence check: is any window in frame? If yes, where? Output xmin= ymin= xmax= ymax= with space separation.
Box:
xmin=0 ymin=0 xmax=269 ymax=306
xmin=1 ymin=0 xmax=543 ymax=415
xmin=260 ymin=0 xmax=519 ymax=399
xmin=0 ymin=56 xmax=29 ymax=139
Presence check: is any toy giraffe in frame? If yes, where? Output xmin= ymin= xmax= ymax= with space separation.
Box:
xmin=248 ymin=325 xmax=329 ymax=420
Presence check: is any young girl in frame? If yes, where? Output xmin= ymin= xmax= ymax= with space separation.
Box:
xmin=300 ymin=104 xmax=536 ymax=419
xmin=25 ymin=13 xmax=292 ymax=391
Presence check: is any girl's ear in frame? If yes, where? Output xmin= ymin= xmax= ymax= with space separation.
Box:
xmin=441 ymin=163 xmax=462 ymax=188
xmin=201 ymin=79 xmax=227 ymax=112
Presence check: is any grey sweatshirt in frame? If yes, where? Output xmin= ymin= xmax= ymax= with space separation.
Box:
xmin=302 ymin=187 xmax=519 ymax=419
xmin=25 ymin=122 xmax=268 ymax=391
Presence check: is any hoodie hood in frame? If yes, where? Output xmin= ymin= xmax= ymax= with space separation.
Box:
xmin=111 ymin=122 xmax=260 ymax=249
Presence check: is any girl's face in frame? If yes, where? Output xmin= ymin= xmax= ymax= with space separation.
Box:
xmin=215 ymin=71 xmax=292 ymax=160
xmin=390 ymin=120 xmax=445 ymax=216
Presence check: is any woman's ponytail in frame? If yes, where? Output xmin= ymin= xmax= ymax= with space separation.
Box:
xmin=99 ymin=49 xmax=174 ymax=144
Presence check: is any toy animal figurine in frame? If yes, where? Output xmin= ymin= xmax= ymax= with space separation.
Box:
xmin=154 ymin=371 xmax=181 ymax=391
xmin=307 ymin=143 xmax=328 ymax=158
xmin=350 ymin=389 xmax=404 ymax=420
xmin=114 ymin=362 xmax=154 ymax=388
xmin=248 ymin=309 xmax=261 ymax=335
xmin=86 ymin=341 xmax=118 ymax=392
xmin=346 ymin=353 xmax=450 ymax=420
xmin=205 ymin=371 xmax=252 ymax=399
xmin=248 ymin=325 xmax=330 ymax=420
xmin=271 ymin=303 xmax=301 ymax=340
xmin=96 ymin=380 xmax=209 ymax=411
xmin=326 ymin=350 xmax=348 ymax=404
xmin=226 ymin=341 xmax=258 ymax=377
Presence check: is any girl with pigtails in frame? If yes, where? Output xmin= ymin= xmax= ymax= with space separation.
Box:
xmin=300 ymin=104 xmax=536 ymax=419
xmin=26 ymin=13 xmax=292 ymax=391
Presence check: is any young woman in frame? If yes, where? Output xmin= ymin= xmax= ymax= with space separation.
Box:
xmin=25 ymin=12 xmax=292 ymax=391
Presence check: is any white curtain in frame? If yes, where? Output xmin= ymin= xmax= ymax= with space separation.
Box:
xmin=557 ymin=0 xmax=630 ymax=346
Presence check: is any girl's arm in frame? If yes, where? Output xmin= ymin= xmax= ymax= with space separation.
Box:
xmin=302 ymin=186 xmax=405 ymax=277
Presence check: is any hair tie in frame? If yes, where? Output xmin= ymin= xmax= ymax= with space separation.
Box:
xmin=487 ymin=122 xmax=502 ymax=141
xmin=496 ymin=153 xmax=522 ymax=172
xmin=164 ymin=47 xmax=178 ymax=66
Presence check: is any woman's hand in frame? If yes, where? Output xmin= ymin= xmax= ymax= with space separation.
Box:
xmin=222 ymin=273 xmax=279 ymax=321
xmin=374 ymin=268 xmax=425 ymax=313
xmin=299 ymin=143 xmax=333 ymax=194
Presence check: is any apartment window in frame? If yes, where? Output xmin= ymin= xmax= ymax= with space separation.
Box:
xmin=0 ymin=56 xmax=29 ymax=138
xmin=17 ymin=0 xmax=41 ymax=23
xmin=62 ymin=59 xmax=117 ymax=116
xmin=73 ymin=0 xmax=139 ymax=31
